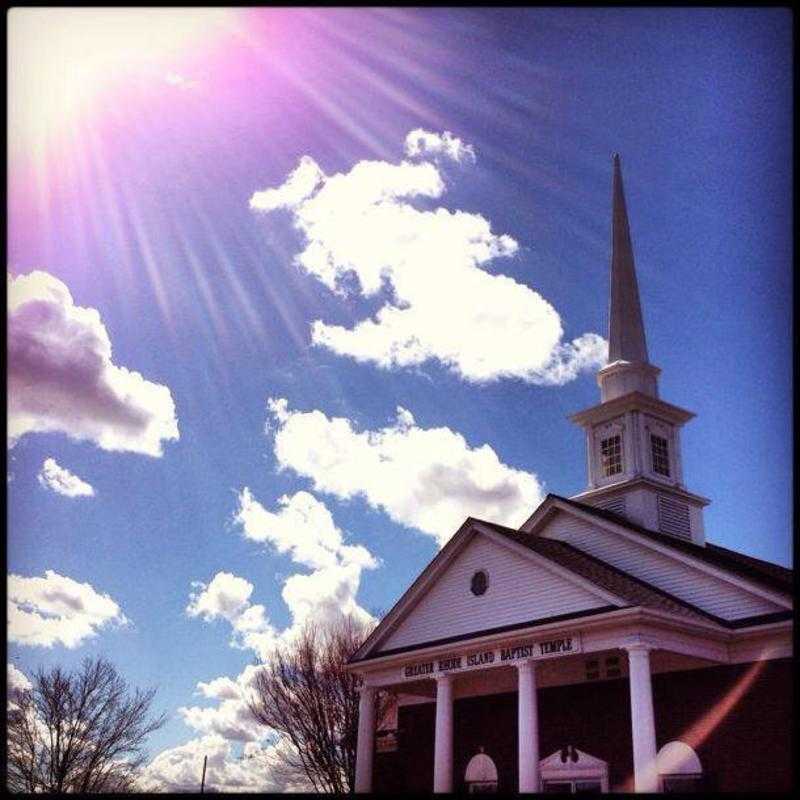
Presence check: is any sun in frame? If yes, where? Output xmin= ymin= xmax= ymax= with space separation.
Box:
xmin=8 ymin=8 xmax=237 ymax=158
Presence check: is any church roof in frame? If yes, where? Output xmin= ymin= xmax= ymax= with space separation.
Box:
xmin=350 ymin=500 xmax=791 ymax=663
xmin=550 ymin=495 xmax=793 ymax=595
xmin=473 ymin=517 xmax=720 ymax=626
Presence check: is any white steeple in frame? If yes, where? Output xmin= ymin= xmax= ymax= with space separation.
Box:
xmin=608 ymin=153 xmax=648 ymax=363
xmin=597 ymin=154 xmax=661 ymax=402
xmin=568 ymin=155 xmax=709 ymax=545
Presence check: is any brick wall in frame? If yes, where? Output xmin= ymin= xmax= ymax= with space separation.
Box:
xmin=373 ymin=658 xmax=792 ymax=793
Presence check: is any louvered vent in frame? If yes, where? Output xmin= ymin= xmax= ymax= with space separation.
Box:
xmin=657 ymin=495 xmax=691 ymax=540
xmin=596 ymin=496 xmax=627 ymax=517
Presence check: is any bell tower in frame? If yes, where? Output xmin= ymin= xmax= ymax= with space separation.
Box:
xmin=569 ymin=155 xmax=709 ymax=544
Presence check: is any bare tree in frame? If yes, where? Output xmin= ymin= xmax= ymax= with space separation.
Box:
xmin=247 ymin=615 xmax=392 ymax=793
xmin=6 ymin=657 xmax=166 ymax=793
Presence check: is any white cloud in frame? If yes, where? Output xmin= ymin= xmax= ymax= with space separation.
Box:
xmin=8 ymin=570 xmax=128 ymax=648
xmin=196 ymin=675 xmax=241 ymax=701
xmin=140 ymin=733 xmax=309 ymax=793
xmin=186 ymin=572 xmax=276 ymax=658
xmin=235 ymin=489 xmax=377 ymax=572
xmin=177 ymin=493 xmax=377 ymax=787
xmin=7 ymin=662 xmax=32 ymax=707
xmin=164 ymin=71 xmax=198 ymax=90
xmin=145 ymin=667 xmax=313 ymax=791
xmin=250 ymin=155 xmax=326 ymax=213
xmin=8 ymin=270 xmax=179 ymax=456
xmin=179 ymin=664 xmax=266 ymax=744
xmin=404 ymin=128 xmax=476 ymax=163
xmin=178 ymin=700 xmax=263 ymax=744
xmin=235 ymin=489 xmax=377 ymax=632
xmin=8 ymin=662 xmax=32 ymax=694
xmin=187 ymin=490 xmax=377 ymax=659
xmin=187 ymin=572 xmax=256 ymax=624
xmin=249 ymin=132 xmax=606 ymax=384
xmin=280 ymin=562 xmax=372 ymax=631
xmin=7 ymin=663 xmax=32 ymax=714
xmin=267 ymin=398 xmax=543 ymax=546
xmin=37 ymin=457 xmax=95 ymax=497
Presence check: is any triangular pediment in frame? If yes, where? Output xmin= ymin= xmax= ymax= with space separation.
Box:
xmin=356 ymin=521 xmax=622 ymax=659
xmin=540 ymin=748 xmax=608 ymax=770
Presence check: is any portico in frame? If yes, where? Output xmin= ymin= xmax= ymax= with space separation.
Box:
xmin=350 ymin=606 xmax=736 ymax=793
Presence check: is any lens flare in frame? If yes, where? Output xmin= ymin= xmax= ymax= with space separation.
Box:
xmin=620 ymin=651 xmax=772 ymax=791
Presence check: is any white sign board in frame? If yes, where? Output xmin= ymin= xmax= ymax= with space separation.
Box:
xmin=400 ymin=633 xmax=582 ymax=680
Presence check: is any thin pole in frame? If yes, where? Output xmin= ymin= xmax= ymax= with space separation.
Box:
xmin=200 ymin=755 xmax=208 ymax=794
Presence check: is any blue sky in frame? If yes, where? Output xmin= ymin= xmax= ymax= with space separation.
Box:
xmin=7 ymin=7 xmax=792 ymax=792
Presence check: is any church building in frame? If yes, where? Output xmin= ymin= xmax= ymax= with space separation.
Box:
xmin=346 ymin=156 xmax=793 ymax=794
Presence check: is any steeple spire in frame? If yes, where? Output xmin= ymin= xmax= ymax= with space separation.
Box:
xmin=567 ymin=155 xmax=708 ymax=546
xmin=609 ymin=154 xmax=649 ymax=364
xmin=596 ymin=155 xmax=660 ymax=402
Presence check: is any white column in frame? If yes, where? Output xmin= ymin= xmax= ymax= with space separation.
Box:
xmin=354 ymin=686 xmax=376 ymax=793
xmin=517 ymin=660 xmax=540 ymax=793
xmin=626 ymin=645 xmax=659 ymax=792
xmin=433 ymin=674 xmax=454 ymax=793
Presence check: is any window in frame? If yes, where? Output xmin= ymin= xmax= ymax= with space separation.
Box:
xmin=465 ymin=751 xmax=498 ymax=793
xmin=604 ymin=656 xmax=621 ymax=679
xmin=585 ymin=656 xmax=621 ymax=681
xmin=657 ymin=741 xmax=703 ymax=793
xmin=470 ymin=571 xmax=488 ymax=596
xmin=468 ymin=782 xmax=499 ymax=794
xmin=375 ymin=730 xmax=398 ymax=753
xmin=600 ymin=435 xmax=622 ymax=477
xmin=543 ymin=782 xmax=573 ymax=793
xmin=662 ymin=775 xmax=703 ymax=793
xmin=543 ymin=780 xmax=603 ymax=794
xmin=651 ymin=434 xmax=670 ymax=476
xmin=540 ymin=748 xmax=609 ymax=793
xmin=376 ymin=692 xmax=398 ymax=752
xmin=574 ymin=782 xmax=602 ymax=794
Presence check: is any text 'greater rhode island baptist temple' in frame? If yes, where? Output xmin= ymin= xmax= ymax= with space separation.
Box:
xmin=345 ymin=156 xmax=793 ymax=794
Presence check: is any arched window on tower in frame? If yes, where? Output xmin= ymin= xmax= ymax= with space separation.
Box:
xmin=464 ymin=748 xmax=498 ymax=793
xmin=656 ymin=741 xmax=703 ymax=793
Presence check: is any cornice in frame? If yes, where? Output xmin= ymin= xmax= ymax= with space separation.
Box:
xmin=569 ymin=391 xmax=695 ymax=428
xmin=571 ymin=477 xmax=711 ymax=507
